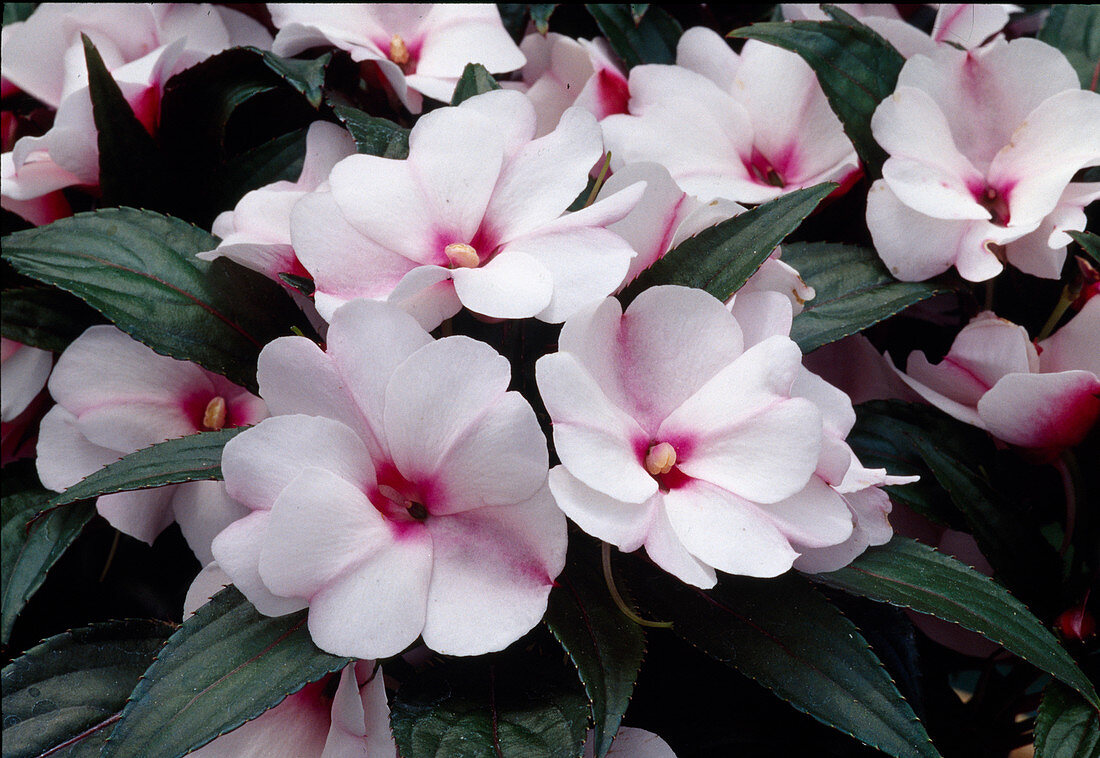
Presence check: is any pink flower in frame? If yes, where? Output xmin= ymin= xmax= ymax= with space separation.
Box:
xmin=601 ymin=29 xmax=858 ymax=205
xmin=867 ymin=38 xmax=1100 ymax=282
xmin=891 ymin=300 xmax=1100 ymax=456
xmin=536 ymin=286 xmax=859 ymax=587
xmin=189 ymin=660 xmax=397 ymax=758
xmin=35 ymin=326 xmax=267 ymax=563
xmin=269 ymin=4 xmax=525 ymax=113
xmin=585 ymin=727 xmax=677 ymax=758
xmin=1 ymin=338 xmax=51 ymax=423
xmin=211 ymin=300 xmax=566 ymax=658
xmin=199 ymin=121 xmax=357 ymax=284
xmin=1 ymin=3 xmax=272 ymax=224
xmin=294 ymin=89 xmax=643 ymax=329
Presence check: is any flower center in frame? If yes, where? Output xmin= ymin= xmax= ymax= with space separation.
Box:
xmin=644 ymin=441 xmax=677 ymax=476
xmin=388 ymin=34 xmax=410 ymax=67
xmin=378 ymin=484 xmax=429 ymax=521
xmin=201 ymin=396 xmax=227 ymax=431
xmin=445 ymin=242 xmax=480 ymax=269
xmin=976 ymin=185 xmax=1011 ymax=226
xmin=746 ymin=150 xmax=786 ymax=188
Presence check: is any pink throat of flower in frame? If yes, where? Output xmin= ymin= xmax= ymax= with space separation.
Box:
xmin=641 ymin=440 xmax=691 ymax=493
xmin=372 ymin=462 xmax=434 ymax=526
xmin=744 ymin=147 xmax=789 ymax=188
xmin=971 ymin=182 xmax=1013 ymax=226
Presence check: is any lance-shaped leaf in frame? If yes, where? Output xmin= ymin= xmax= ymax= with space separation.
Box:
xmin=1039 ymin=5 xmax=1100 ymax=90
xmin=1 ymin=620 xmax=174 ymax=758
xmin=1 ymin=207 xmax=313 ymax=392
xmin=1068 ymin=230 xmax=1100 ymax=266
xmin=815 ymin=537 xmax=1100 ymax=710
xmin=544 ymin=539 xmax=646 ymax=758
xmin=2 ymin=3 xmax=35 ymax=25
xmin=102 ymin=586 xmax=349 ymax=758
xmin=451 ymin=62 xmax=503 ymax=105
xmin=0 ymin=285 xmax=105 ymax=353
xmin=1 ymin=485 xmax=95 ymax=643
xmin=730 ymin=6 xmax=905 ymax=178
xmin=782 ymin=242 xmax=947 ymax=353
xmin=332 ymin=104 xmax=411 ymax=158
xmin=255 ymin=49 xmax=331 ymax=108
xmin=586 ymin=4 xmax=682 ymax=68
xmin=622 ymin=558 xmax=941 ymax=758
xmin=42 ymin=428 xmax=244 ymax=513
xmin=390 ymin=643 xmax=589 ymax=758
xmin=531 ymin=4 xmax=558 ymax=34
xmin=621 ymin=182 xmax=834 ymax=304
xmin=211 ymin=127 xmax=309 ymax=213
xmin=1035 ymin=683 xmax=1100 ymax=757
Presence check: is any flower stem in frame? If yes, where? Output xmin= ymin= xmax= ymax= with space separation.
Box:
xmin=601 ymin=541 xmax=673 ymax=629
xmin=583 ymin=152 xmax=613 ymax=208
xmin=1038 ymin=286 xmax=1073 ymax=341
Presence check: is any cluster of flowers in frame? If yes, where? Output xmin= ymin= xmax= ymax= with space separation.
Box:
xmin=2 ymin=3 xmax=1098 ymax=756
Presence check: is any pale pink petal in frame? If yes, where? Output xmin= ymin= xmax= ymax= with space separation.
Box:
xmin=547 ymin=467 xmax=656 ymax=552
xmin=183 ymin=562 xmax=231 ymax=618
xmin=978 ymin=371 xmax=1100 ymax=450
xmin=421 ymin=486 xmax=566 ymax=655
xmin=676 ymin=26 xmax=740 ymax=91
xmin=71 ymin=400 xmax=198 ymax=454
xmin=726 ymin=290 xmax=794 ymax=349
xmin=761 ymin=475 xmax=854 ymax=548
xmin=322 ymin=663 xmax=396 ymax=758
xmin=35 ymin=405 xmax=123 ymax=492
xmin=413 ymin=5 xmax=525 ymax=80
xmin=793 ymin=486 xmax=892 ymax=574
xmin=862 ymin=17 xmax=937 ymax=59
xmin=211 ymin=511 xmax=307 ymax=617
xmin=450 ymin=250 xmax=554 ymax=319
xmin=189 ymin=681 xmax=332 ymax=758
xmin=1 ymin=147 xmax=84 ymax=202
xmin=96 ymin=487 xmax=177 ymax=546
xmin=457 ymin=84 xmax=538 ymax=156
xmin=602 ymin=162 xmax=693 ymax=284
xmin=1004 ymin=183 xmax=1100 ymax=279
xmin=1039 ymin=298 xmax=1100 ymax=376
xmin=519 ymin=33 xmax=595 ymax=137
xmin=802 ymin=334 xmax=920 ymax=406
xmin=172 ymin=480 xmax=250 ymax=566
xmin=664 ymin=479 xmax=799 ymax=578
xmin=296 ymin=121 xmax=357 ymax=188
xmin=932 ymin=4 xmax=1011 ymax=48
xmin=602 ymin=727 xmax=678 ymax=758
xmin=385 ymin=265 xmax=463 ymax=331
xmin=643 ymin=499 xmax=717 ymax=589
xmin=0 ymin=341 xmax=51 ymax=422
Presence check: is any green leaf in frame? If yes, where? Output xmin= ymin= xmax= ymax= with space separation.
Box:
xmin=816 ymin=537 xmax=1100 ymax=710
xmin=332 ymin=105 xmax=410 ymax=158
xmin=622 ymin=559 xmax=941 ymax=758
xmin=390 ymin=645 xmax=589 ymax=758
xmin=1068 ymin=230 xmax=1100 ymax=267
xmin=0 ymin=285 xmax=105 ymax=353
xmin=212 ymin=127 xmax=310 ymax=212
xmin=83 ymin=35 xmax=169 ymax=211
xmin=451 ymin=62 xmax=503 ymax=105
xmin=1 ymin=619 xmax=174 ymax=758
xmin=730 ymin=6 xmax=905 ymax=178
xmin=102 ymin=586 xmax=349 ymax=758
xmin=1039 ymin=6 xmax=1100 ymax=90
xmin=1 ymin=485 xmax=95 ymax=644
xmin=1 ymin=207 xmax=312 ymax=392
xmin=1035 ymin=683 xmax=1100 ymax=758
xmin=586 ymin=4 xmax=682 ymax=68
xmin=42 ymin=428 xmax=244 ymax=513
xmin=256 ymin=49 xmax=331 ymax=108
xmin=629 ymin=4 xmax=649 ymax=24
xmin=782 ymin=242 xmax=947 ymax=353
xmin=531 ymin=3 xmax=558 ymax=34
xmin=544 ymin=539 xmax=646 ymax=758
xmin=2 ymin=2 xmax=36 ymax=25
xmin=621 ymin=182 xmax=834 ymax=304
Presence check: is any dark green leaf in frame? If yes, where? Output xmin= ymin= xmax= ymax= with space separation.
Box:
xmin=622 ymin=558 xmax=941 ymax=758
xmin=256 ymin=49 xmax=331 ymax=108
xmin=629 ymin=4 xmax=649 ymax=24
xmin=279 ymin=272 xmax=316 ymax=296
xmin=391 ymin=645 xmax=589 ymax=758
xmin=0 ymin=285 xmax=106 ymax=352
xmin=497 ymin=4 xmax=530 ymax=43
xmin=1 ymin=207 xmax=313 ymax=392
xmin=1039 ymin=6 xmax=1100 ymax=90
xmin=621 ymin=182 xmax=834 ymax=304
xmin=332 ymin=105 xmax=410 ymax=158
xmin=1 ymin=620 xmax=174 ymax=758
xmin=83 ymin=35 xmax=169 ymax=210
xmin=43 ymin=428 xmax=244 ymax=512
xmin=655 ymin=568 xmax=935 ymax=753
xmin=545 ymin=539 xmax=645 ymax=758
xmin=102 ymin=586 xmax=349 ymax=758
xmin=1068 ymin=230 xmax=1100 ymax=266
xmin=451 ymin=62 xmax=503 ymax=105
xmin=1035 ymin=683 xmax=1100 ymax=758
xmin=586 ymin=4 xmax=682 ymax=68
xmin=782 ymin=242 xmax=947 ymax=352
xmin=1 ymin=486 xmax=95 ymax=643
xmin=531 ymin=4 xmax=558 ymax=34
xmin=212 ymin=127 xmax=309 ymax=212
xmin=2 ymin=2 xmax=36 ymax=25
xmin=730 ymin=7 xmax=905 ymax=178
xmin=816 ymin=537 xmax=1100 ymax=710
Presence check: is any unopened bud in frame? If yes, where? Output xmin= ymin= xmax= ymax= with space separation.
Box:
xmin=1057 ymin=606 xmax=1096 ymax=642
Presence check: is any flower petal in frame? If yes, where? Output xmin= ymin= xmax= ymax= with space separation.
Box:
xmin=547 ymin=466 xmax=656 ymax=552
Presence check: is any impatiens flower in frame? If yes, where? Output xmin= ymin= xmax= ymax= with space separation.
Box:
xmin=867 ymin=38 xmax=1100 ymax=282
xmin=189 ymin=660 xmax=397 ymax=758
xmin=211 ymin=299 xmax=566 ymax=658
xmin=510 ymin=31 xmax=628 ymax=137
xmin=36 ymin=326 xmax=267 ymax=563
xmin=584 ymin=727 xmax=677 ymax=758
xmin=1 ymin=3 xmax=272 ymax=224
xmin=602 ymin=29 xmax=858 ymax=205
xmin=891 ymin=299 xmax=1100 ymax=457
xmin=1 ymin=338 xmax=51 ymax=422
xmin=198 ymin=120 xmax=357 ymax=284
xmin=268 ymin=4 xmax=524 ymax=113
xmin=293 ymin=89 xmax=643 ymax=329
xmin=537 ymin=285 xmax=859 ymax=588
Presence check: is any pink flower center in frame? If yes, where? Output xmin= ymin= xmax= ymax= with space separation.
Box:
xmin=445 ymin=242 xmax=480 ymax=269
xmin=372 ymin=463 xmax=433 ymax=525
xmin=201 ymin=396 xmax=227 ymax=431
xmin=644 ymin=441 xmax=677 ymax=476
xmin=745 ymin=148 xmax=787 ymax=188
xmin=971 ymin=183 xmax=1012 ymax=226
xmin=388 ymin=34 xmax=410 ymax=67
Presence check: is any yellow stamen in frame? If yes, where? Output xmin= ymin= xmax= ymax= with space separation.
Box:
xmin=389 ymin=34 xmax=410 ymax=66
xmin=644 ymin=442 xmax=677 ymax=476
xmin=202 ymin=396 xmax=227 ymax=431
xmin=445 ymin=242 xmax=479 ymax=269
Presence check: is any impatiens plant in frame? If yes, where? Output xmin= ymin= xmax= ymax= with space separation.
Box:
xmin=2 ymin=4 xmax=1098 ymax=758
